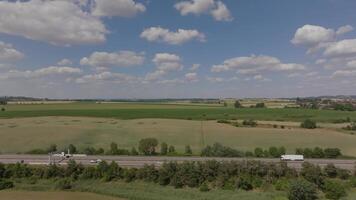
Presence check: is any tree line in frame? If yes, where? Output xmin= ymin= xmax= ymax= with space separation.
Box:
xmin=0 ymin=160 xmax=355 ymax=199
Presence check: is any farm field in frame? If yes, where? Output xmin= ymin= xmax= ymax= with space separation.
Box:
xmin=0 ymin=102 xmax=356 ymax=122
xmin=1 ymin=116 xmax=356 ymax=155
xmin=0 ymin=191 xmax=123 ymax=200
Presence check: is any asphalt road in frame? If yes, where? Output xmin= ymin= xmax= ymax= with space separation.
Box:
xmin=0 ymin=155 xmax=355 ymax=171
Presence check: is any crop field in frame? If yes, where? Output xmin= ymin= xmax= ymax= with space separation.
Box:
xmin=0 ymin=102 xmax=356 ymax=122
xmin=1 ymin=117 xmax=356 ymax=155
xmin=0 ymin=191 xmax=123 ymax=200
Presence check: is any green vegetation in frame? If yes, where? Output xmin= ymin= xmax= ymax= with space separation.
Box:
xmin=0 ymin=191 xmax=123 ymax=200
xmin=1 ymin=103 xmax=356 ymax=122
xmin=300 ymin=119 xmax=317 ymax=129
xmin=1 ymin=160 xmax=356 ymax=199
xmin=295 ymin=147 xmax=342 ymax=158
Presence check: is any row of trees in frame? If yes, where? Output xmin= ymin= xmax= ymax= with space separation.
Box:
xmin=233 ymin=101 xmax=266 ymax=108
xmin=0 ymin=160 xmax=355 ymax=199
xmin=296 ymin=147 xmax=342 ymax=159
xmin=25 ymin=140 xmax=343 ymax=159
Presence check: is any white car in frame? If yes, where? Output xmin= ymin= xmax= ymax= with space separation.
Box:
xmin=90 ymin=159 xmax=102 ymax=164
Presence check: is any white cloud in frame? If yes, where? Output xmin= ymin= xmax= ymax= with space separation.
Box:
xmin=323 ymin=39 xmax=356 ymax=57
xmin=75 ymin=71 xmax=136 ymax=83
xmin=336 ymin=25 xmax=354 ymax=35
xmin=211 ymin=55 xmax=305 ymax=74
xmin=332 ymin=70 xmax=356 ymax=78
xmin=0 ymin=0 xmax=107 ymax=46
xmin=80 ymin=51 xmax=145 ymax=68
xmin=92 ymin=0 xmax=145 ymax=17
xmin=291 ymin=24 xmax=354 ymax=54
xmin=144 ymin=70 xmax=166 ymax=82
xmin=190 ymin=63 xmax=200 ymax=71
xmin=291 ymin=25 xmax=335 ymax=46
xmin=346 ymin=60 xmax=356 ymax=69
xmin=57 ymin=59 xmax=73 ymax=66
xmin=174 ymin=0 xmax=233 ymax=21
xmin=0 ymin=41 xmax=24 ymax=61
xmin=152 ymin=53 xmax=183 ymax=71
xmin=140 ymin=27 xmax=205 ymax=45
xmin=0 ymin=66 xmax=82 ymax=79
xmin=185 ymin=72 xmax=198 ymax=82
xmin=210 ymin=1 xmax=233 ymax=21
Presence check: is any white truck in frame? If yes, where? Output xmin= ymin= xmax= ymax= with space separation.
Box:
xmin=280 ymin=155 xmax=304 ymax=161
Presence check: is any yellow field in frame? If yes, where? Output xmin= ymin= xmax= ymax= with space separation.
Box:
xmin=0 ymin=191 xmax=123 ymax=200
xmin=1 ymin=117 xmax=356 ymax=155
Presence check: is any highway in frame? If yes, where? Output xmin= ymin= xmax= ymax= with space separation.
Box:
xmin=0 ymin=155 xmax=355 ymax=171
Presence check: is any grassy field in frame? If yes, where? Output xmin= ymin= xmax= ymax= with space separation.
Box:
xmin=1 ymin=117 xmax=356 ymax=155
xmin=7 ymin=179 xmax=356 ymax=200
xmin=0 ymin=190 xmax=123 ymax=200
xmin=0 ymin=102 xmax=356 ymax=122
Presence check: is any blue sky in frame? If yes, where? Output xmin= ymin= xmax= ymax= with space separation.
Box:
xmin=0 ymin=0 xmax=356 ymax=99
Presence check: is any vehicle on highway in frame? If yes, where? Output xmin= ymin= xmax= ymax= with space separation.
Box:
xmin=53 ymin=149 xmax=87 ymax=159
xmin=90 ymin=159 xmax=102 ymax=164
xmin=280 ymin=154 xmax=304 ymax=161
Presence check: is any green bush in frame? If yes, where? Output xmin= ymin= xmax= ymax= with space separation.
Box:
xmin=274 ymin=178 xmax=290 ymax=191
xmin=0 ymin=180 xmax=14 ymax=190
xmin=242 ymin=119 xmax=257 ymax=127
xmin=323 ymin=179 xmax=347 ymax=200
xmin=300 ymin=119 xmax=317 ymax=129
xmin=288 ymin=179 xmax=317 ymax=200
xmin=199 ymin=182 xmax=210 ymax=192
xmin=55 ymin=178 xmax=72 ymax=190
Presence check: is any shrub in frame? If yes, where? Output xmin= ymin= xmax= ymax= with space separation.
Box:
xmin=324 ymin=164 xmax=337 ymax=178
xmin=217 ymin=119 xmax=231 ymax=124
xmin=56 ymin=178 xmax=72 ymax=190
xmin=337 ymin=169 xmax=350 ymax=180
xmin=254 ymin=147 xmax=264 ymax=157
xmin=255 ymin=102 xmax=265 ymax=108
xmin=300 ymin=119 xmax=317 ymax=129
xmin=323 ymin=179 xmax=347 ymax=200
xmin=324 ymin=148 xmax=341 ymax=158
xmin=168 ymin=145 xmax=176 ymax=154
xmin=1 ymin=108 xmax=5 ymax=112
xmin=199 ymin=182 xmax=210 ymax=192
xmin=274 ymin=178 xmax=290 ymax=191
xmin=235 ymin=176 xmax=253 ymax=191
xmin=288 ymin=179 xmax=317 ymax=200
xmin=184 ymin=145 xmax=192 ymax=155
xmin=242 ymin=119 xmax=257 ymax=127
xmin=234 ymin=101 xmax=243 ymax=108
xmin=0 ymin=180 xmax=14 ymax=190
xmin=139 ymin=138 xmax=158 ymax=155
xmin=160 ymin=143 xmax=168 ymax=155
xmin=130 ymin=147 xmax=139 ymax=155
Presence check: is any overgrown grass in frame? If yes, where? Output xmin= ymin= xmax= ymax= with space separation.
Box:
xmin=1 ymin=103 xmax=356 ymax=122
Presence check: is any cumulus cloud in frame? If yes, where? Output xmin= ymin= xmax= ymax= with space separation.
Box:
xmin=331 ymin=70 xmax=356 ymax=78
xmin=75 ymin=71 xmax=137 ymax=84
xmin=152 ymin=53 xmax=183 ymax=72
xmin=190 ymin=64 xmax=200 ymax=71
xmin=323 ymin=39 xmax=356 ymax=57
xmin=291 ymin=24 xmax=353 ymax=54
xmin=185 ymin=72 xmax=198 ymax=82
xmin=210 ymin=1 xmax=233 ymax=21
xmin=336 ymin=25 xmax=354 ymax=35
xmin=80 ymin=51 xmax=145 ymax=68
xmin=144 ymin=53 xmax=183 ymax=82
xmin=140 ymin=27 xmax=205 ymax=45
xmin=92 ymin=0 xmax=145 ymax=17
xmin=0 ymin=41 xmax=24 ymax=61
xmin=57 ymin=59 xmax=73 ymax=66
xmin=174 ymin=0 xmax=233 ymax=21
xmin=211 ymin=55 xmax=305 ymax=74
xmin=0 ymin=66 xmax=82 ymax=80
xmin=0 ymin=0 xmax=107 ymax=46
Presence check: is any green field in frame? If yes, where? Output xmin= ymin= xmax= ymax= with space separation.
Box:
xmin=0 ymin=190 xmax=123 ymax=200
xmin=1 ymin=102 xmax=356 ymax=122
xmin=1 ymin=117 xmax=356 ymax=155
